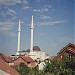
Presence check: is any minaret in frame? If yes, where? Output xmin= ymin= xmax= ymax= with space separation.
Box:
xmin=30 ymin=15 xmax=34 ymax=52
xmin=16 ymin=20 xmax=21 ymax=55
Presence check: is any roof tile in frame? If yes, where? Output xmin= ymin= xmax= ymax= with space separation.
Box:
xmin=0 ymin=59 xmax=20 ymax=75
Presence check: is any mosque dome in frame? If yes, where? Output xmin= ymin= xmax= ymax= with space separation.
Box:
xmin=33 ymin=46 xmax=41 ymax=51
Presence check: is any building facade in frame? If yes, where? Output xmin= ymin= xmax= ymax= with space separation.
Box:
xmin=55 ymin=43 xmax=75 ymax=61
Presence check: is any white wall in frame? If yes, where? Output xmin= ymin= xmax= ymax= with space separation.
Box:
xmin=0 ymin=69 xmax=10 ymax=75
xmin=29 ymin=51 xmax=46 ymax=61
xmin=38 ymin=61 xmax=45 ymax=70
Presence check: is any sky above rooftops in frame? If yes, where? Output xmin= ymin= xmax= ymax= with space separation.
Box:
xmin=0 ymin=0 xmax=74 ymax=56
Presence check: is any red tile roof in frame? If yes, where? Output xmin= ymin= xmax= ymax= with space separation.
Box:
xmin=0 ymin=53 xmax=12 ymax=63
xmin=20 ymin=56 xmax=35 ymax=62
xmin=67 ymin=47 xmax=75 ymax=54
xmin=13 ymin=56 xmax=36 ymax=67
xmin=0 ymin=59 xmax=20 ymax=75
xmin=57 ymin=43 xmax=75 ymax=55
xmin=55 ymin=43 xmax=75 ymax=61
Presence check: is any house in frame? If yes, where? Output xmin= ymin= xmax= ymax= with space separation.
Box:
xmin=0 ymin=53 xmax=14 ymax=67
xmin=0 ymin=53 xmax=12 ymax=63
xmin=0 ymin=59 xmax=20 ymax=75
xmin=55 ymin=43 xmax=75 ymax=61
xmin=14 ymin=56 xmax=37 ymax=68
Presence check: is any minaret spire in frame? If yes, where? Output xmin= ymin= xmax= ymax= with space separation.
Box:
xmin=16 ymin=20 xmax=21 ymax=55
xmin=30 ymin=15 xmax=34 ymax=51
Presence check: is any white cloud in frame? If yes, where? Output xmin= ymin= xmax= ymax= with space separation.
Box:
xmin=40 ymin=15 xmax=51 ymax=19
xmin=33 ymin=5 xmax=53 ymax=13
xmin=44 ymin=5 xmax=53 ymax=9
xmin=7 ymin=8 xmax=16 ymax=16
xmin=0 ymin=21 xmax=17 ymax=37
xmin=37 ymin=20 xmax=66 ymax=26
xmin=33 ymin=9 xmax=40 ymax=12
xmin=0 ymin=7 xmax=17 ymax=21
xmin=33 ymin=8 xmax=49 ymax=13
xmin=0 ymin=0 xmax=21 ymax=5
xmin=19 ymin=0 xmax=31 ymax=11
xmin=22 ymin=6 xmax=32 ymax=11
xmin=24 ymin=6 xmax=30 ymax=9
xmin=41 ymin=8 xmax=49 ymax=12
xmin=1 ymin=8 xmax=16 ymax=17
xmin=1 ymin=31 xmax=16 ymax=37
xmin=21 ymin=0 xmax=28 ymax=6
xmin=0 ymin=21 xmax=15 ymax=31
xmin=0 ymin=0 xmax=28 ymax=6
xmin=8 ymin=8 xmax=16 ymax=14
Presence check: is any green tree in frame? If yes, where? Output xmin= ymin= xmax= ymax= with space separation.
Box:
xmin=44 ymin=60 xmax=58 ymax=75
xmin=44 ymin=55 xmax=75 ymax=75
xmin=15 ymin=55 xmax=75 ymax=75
xmin=16 ymin=63 xmax=30 ymax=75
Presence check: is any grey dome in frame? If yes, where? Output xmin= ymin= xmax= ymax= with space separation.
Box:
xmin=33 ymin=46 xmax=41 ymax=51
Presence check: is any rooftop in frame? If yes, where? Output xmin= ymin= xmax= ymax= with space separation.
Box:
xmin=57 ymin=43 xmax=75 ymax=55
xmin=0 ymin=59 xmax=20 ymax=75
xmin=0 ymin=53 xmax=12 ymax=63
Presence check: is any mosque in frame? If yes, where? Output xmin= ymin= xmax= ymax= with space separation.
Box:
xmin=12 ymin=16 xmax=49 ymax=61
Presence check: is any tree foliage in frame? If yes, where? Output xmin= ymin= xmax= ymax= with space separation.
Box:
xmin=44 ymin=55 xmax=75 ymax=75
xmin=15 ymin=55 xmax=75 ymax=75
xmin=16 ymin=63 xmax=30 ymax=75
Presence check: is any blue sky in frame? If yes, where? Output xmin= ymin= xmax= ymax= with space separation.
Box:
xmin=0 ymin=0 xmax=74 ymax=56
